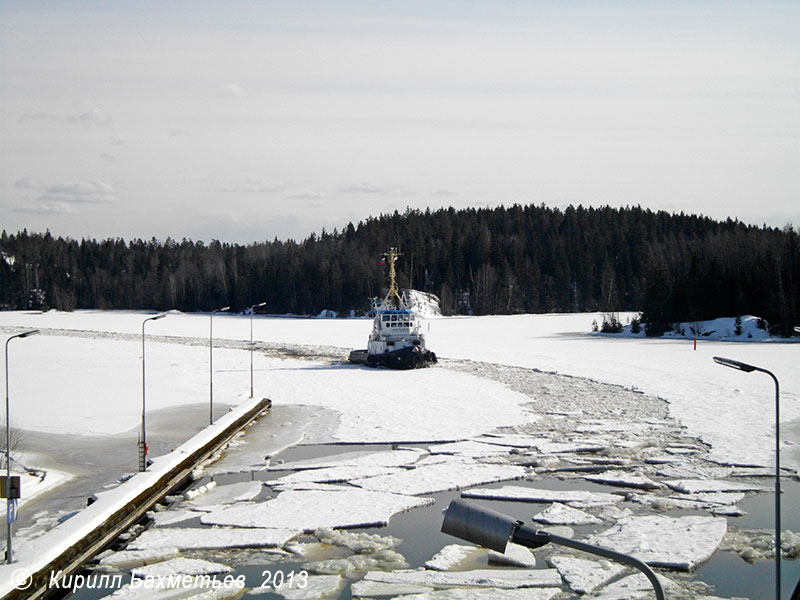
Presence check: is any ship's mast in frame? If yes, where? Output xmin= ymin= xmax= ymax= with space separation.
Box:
xmin=383 ymin=247 xmax=405 ymax=308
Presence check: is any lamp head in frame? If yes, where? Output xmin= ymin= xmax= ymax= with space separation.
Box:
xmin=18 ymin=329 xmax=39 ymax=338
xmin=441 ymin=499 xmax=518 ymax=552
xmin=221 ymin=306 xmax=231 ymax=312
xmin=713 ymin=356 xmax=757 ymax=373
xmin=152 ymin=313 xmax=167 ymax=321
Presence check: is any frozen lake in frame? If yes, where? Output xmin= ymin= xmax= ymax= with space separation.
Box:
xmin=1 ymin=310 xmax=799 ymax=598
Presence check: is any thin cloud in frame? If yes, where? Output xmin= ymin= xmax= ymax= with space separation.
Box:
xmin=39 ymin=180 xmax=118 ymax=204
xmin=12 ymin=200 xmax=73 ymax=215
xmin=288 ymin=191 xmax=325 ymax=201
xmin=169 ymin=128 xmax=189 ymax=137
xmin=14 ymin=176 xmax=42 ymax=190
xmin=66 ymin=108 xmax=111 ymax=127
xmin=222 ymin=83 xmax=245 ymax=98
xmin=100 ymin=153 xmax=117 ymax=163
xmin=338 ymin=182 xmax=385 ymax=194
xmin=19 ymin=108 xmax=111 ymax=128
xmin=219 ymin=179 xmax=286 ymax=194
xmin=18 ymin=112 xmax=59 ymax=123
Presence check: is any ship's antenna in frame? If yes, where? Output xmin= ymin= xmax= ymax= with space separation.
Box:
xmin=383 ymin=247 xmax=405 ymax=308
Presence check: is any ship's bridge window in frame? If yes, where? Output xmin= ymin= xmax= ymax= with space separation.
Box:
xmin=382 ymin=315 xmax=389 ymax=322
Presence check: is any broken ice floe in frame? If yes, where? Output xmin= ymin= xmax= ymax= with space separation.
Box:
xmin=315 ymin=528 xmax=401 ymax=554
xmin=148 ymin=508 xmax=201 ymax=528
xmin=185 ymin=481 xmax=263 ymax=510
xmin=351 ymin=462 xmax=527 ymax=496
xmin=584 ymin=470 xmax=664 ymax=490
xmin=100 ymin=583 xmax=242 ymax=600
xmin=362 ymin=568 xmax=562 ymax=589
xmin=131 ymin=557 xmax=232 ymax=578
xmin=586 ymin=515 xmax=727 ymax=570
xmin=265 ymin=449 xmax=424 ymax=471
xmin=425 ymin=545 xmax=482 ymax=571
xmin=655 ymin=464 xmax=731 ymax=480
xmin=248 ymin=574 xmax=345 ymax=599
xmin=390 ymin=589 xmax=561 ymax=600
xmin=184 ymin=480 xmax=217 ymax=501
xmin=462 ymin=485 xmax=621 ymax=506
xmin=349 ymin=580 xmax=434 ymax=597
xmin=546 ymin=555 xmax=626 ymax=594
xmin=303 ymin=550 xmax=409 ymax=577
xmin=128 ymin=527 xmax=300 ymax=551
xmin=96 ymin=547 xmax=180 ymax=571
xmin=587 ymin=572 xmax=679 ymax=599
xmin=535 ymin=441 xmax=607 ymax=454
xmin=265 ymin=465 xmax=402 ymax=489
xmin=201 ymin=489 xmax=433 ymax=530
xmin=488 ymin=543 xmax=537 ymax=568
xmin=532 ymin=503 xmax=602 ymax=526
xmin=429 ymin=440 xmax=512 ymax=457
xmin=477 ymin=434 xmax=545 ymax=448
xmin=720 ymin=528 xmax=800 ymax=561
xmin=664 ymin=479 xmax=769 ymax=494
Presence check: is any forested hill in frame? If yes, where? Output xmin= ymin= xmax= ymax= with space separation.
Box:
xmin=1 ymin=204 xmax=798 ymax=335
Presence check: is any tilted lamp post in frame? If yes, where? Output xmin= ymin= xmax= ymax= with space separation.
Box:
xmin=249 ymin=302 xmax=267 ymax=398
xmin=141 ymin=313 xmax=166 ymax=472
xmin=713 ymin=356 xmax=782 ymax=600
xmin=210 ymin=306 xmax=230 ymax=424
xmin=441 ymin=499 xmax=664 ymax=600
xmin=5 ymin=329 xmax=38 ymax=564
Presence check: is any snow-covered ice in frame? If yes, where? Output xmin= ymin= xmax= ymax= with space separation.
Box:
xmin=128 ymin=527 xmax=300 ymax=551
xmin=664 ymin=479 xmax=770 ymax=494
xmin=532 ymin=503 xmax=602 ymax=526
xmin=131 ymin=557 xmax=232 ymax=578
xmin=303 ymin=550 xmax=409 ymax=577
xmin=185 ymin=481 xmax=263 ymax=509
xmin=266 ymin=449 xmax=423 ymax=472
xmin=362 ymin=568 xmax=563 ymax=589
xmin=428 ymin=441 xmax=512 ymax=457
xmin=586 ymin=515 xmax=728 ymax=570
xmin=97 ymin=547 xmax=180 ymax=570
xmin=584 ymin=470 xmax=664 ymax=490
xmin=249 ymin=574 xmax=345 ymax=599
xmin=424 ymin=545 xmax=482 ymax=571
xmin=266 ymin=465 xmax=403 ymax=489
xmin=462 ymin=485 xmax=622 ymax=506
xmin=390 ymin=589 xmax=561 ymax=600
xmin=487 ymin=543 xmax=537 ymax=568
xmin=149 ymin=509 xmax=202 ymax=527
xmin=200 ymin=489 xmax=433 ymax=530
xmin=351 ymin=461 xmax=527 ymax=496
xmin=349 ymin=580 xmax=434 ymax=597
xmin=546 ymin=555 xmax=626 ymax=594
xmin=314 ymin=528 xmax=401 ymax=554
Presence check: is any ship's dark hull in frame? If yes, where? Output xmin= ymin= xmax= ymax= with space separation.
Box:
xmin=349 ymin=345 xmax=437 ymax=370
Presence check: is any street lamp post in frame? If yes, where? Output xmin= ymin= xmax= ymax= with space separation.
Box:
xmin=5 ymin=329 xmax=38 ymax=564
xmin=249 ymin=302 xmax=267 ymax=398
xmin=141 ymin=314 xmax=166 ymax=472
xmin=713 ymin=356 xmax=782 ymax=600
xmin=210 ymin=306 xmax=230 ymax=424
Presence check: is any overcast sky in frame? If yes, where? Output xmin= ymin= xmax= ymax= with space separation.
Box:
xmin=1 ymin=1 xmax=798 ymax=244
